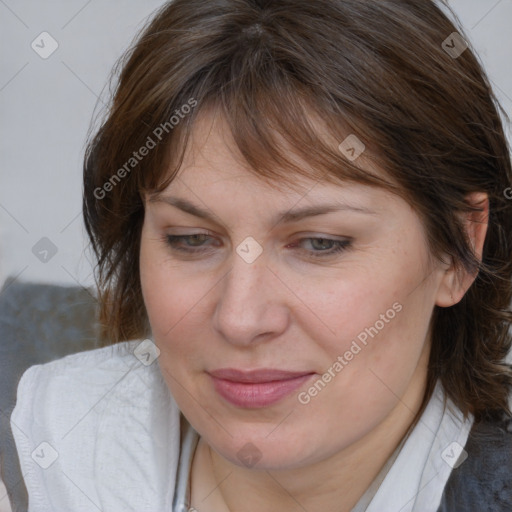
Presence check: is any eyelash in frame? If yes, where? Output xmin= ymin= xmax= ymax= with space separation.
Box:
xmin=163 ymin=234 xmax=352 ymax=259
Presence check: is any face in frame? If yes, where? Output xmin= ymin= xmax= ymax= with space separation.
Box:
xmin=139 ymin=109 xmax=447 ymax=470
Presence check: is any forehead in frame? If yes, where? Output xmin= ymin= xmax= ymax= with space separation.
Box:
xmin=169 ymin=106 xmax=391 ymax=199
xmin=152 ymin=119 xmax=396 ymax=223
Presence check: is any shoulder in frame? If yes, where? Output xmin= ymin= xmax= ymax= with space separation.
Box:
xmin=17 ymin=338 xmax=144 ymax=377
xmin=437 ymin=411 xmax=512 ymax=512
xmin=10 ymin=340 xmax=182 ymax=511
xmin=12 ymin=340 xmax=156 ymax=428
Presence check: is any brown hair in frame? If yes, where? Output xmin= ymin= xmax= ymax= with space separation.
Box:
xmin=83 ymin=0 xmax=512 ymax=423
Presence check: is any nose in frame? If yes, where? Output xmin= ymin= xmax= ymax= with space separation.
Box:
xmin=212 ymin=249 xmax=290 ymax=347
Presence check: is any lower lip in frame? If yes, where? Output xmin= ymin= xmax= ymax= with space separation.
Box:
xmin=210 ymin=374 xmax=314 ymax=408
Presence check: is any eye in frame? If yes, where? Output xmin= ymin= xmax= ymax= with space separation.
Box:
xmin=162 ymin=233 xmax=352 ymax=259
xmin=290 ymin=237 xmax=352 ymax=258
xmin=164 ymin=233 xmax=218 ymax=253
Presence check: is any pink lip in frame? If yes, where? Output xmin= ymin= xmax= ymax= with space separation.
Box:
xmin=208 ymin=368 xmax=315 ymax=408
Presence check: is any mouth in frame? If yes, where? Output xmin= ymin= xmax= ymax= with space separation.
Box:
xmin=207 ymin=368 xmax=316 ymax=408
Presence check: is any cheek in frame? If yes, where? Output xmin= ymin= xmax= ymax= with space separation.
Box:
xmin=139 ymin=235 xmax=201 ymax=341
xmin=296 ymin=253 xmax=434 ymax=409
xmin=286 ymin=262 xmax=404 ymax=361
xmin=311 ymin=293 xmax=432 ymax=420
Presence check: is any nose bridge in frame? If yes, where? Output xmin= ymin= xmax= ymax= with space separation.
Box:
xmin=221 ymin=252 xmax=269 ymax=317
xmin=213 ymin=247 xmax=288 ymax=344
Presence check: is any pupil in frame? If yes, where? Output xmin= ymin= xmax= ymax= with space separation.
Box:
xmin=190 ymin=235 xmax=206 ymax=245
xmin=313 ymin=238 xmax=331 ymax=250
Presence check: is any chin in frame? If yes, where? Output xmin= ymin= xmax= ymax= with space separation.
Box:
xmin=203 ymin=423 xmax=327 ymax=472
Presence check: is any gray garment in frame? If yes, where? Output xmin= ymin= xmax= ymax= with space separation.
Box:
xmin=172 ymin=414 xmax=406 ymax=512
xmin=435 ymin=412 xmax=512 ymax=512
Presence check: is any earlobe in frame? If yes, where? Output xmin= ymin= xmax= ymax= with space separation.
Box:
xmin=435 ymin=192 xmax=489 ymax=308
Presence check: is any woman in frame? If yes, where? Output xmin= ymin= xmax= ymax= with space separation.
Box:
xmin=11 ymin=0 xmax=512 ymax=510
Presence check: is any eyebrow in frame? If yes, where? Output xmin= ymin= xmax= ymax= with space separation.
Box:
xmin=148 ymin=194 xmax=377 ymax=225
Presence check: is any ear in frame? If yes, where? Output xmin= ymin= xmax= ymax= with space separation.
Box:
xmin=435 ymin=192 xmax=489 ymax=308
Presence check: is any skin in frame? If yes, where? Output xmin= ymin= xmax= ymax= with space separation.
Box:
xmin=139 ymin=109 xmax=488 ymax=512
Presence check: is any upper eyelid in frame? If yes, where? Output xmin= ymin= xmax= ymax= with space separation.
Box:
xmin=163 ymin=228 xmax=350 ymax=238
xmin=164 ymin=233 xmax=352 ymax=249
xmin=164 ymin=232 xmax=350 ymax=243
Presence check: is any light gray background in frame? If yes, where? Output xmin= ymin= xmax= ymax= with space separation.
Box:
xmin=0 ymin=0 xmax=511 ymax=290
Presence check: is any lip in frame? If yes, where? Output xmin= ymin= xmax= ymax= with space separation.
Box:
xmin=208 ymin=368 xmax=315 ymax=408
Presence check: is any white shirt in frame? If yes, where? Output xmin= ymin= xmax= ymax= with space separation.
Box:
xmin=11 ymin=339 xmax=474 ymax=512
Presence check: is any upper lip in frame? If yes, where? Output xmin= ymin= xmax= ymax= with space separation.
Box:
xmin=208 ymin=368 xmax=314 ymax=383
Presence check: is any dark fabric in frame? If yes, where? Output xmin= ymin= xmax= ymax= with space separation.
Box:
xmin=0 ymin=278 xmax=99 ymax=512
xmin=437 ymin=413 xmax=512 ymax=512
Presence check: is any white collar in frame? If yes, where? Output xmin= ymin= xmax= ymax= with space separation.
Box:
xmin=366 ymin=380 xmax=473 ymax=512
